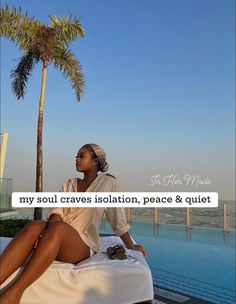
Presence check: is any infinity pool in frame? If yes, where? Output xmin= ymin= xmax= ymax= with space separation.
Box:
xmin=99 ymin=221 xmax=236 ymax=304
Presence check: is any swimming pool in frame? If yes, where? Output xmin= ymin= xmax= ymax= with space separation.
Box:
xmin=99 ymin=221 xmax=236 ymax=304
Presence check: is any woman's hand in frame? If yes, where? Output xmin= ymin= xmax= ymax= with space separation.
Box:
xmin=128 ymin=244 xmax=147 ymax=257
xmin=119 ymin=232 xmax=147 ymax=257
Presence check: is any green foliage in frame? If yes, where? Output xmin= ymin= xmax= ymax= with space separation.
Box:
xmin=0 ymin=4 xmax=41 ymax=50
xmin=0 ymin=219 xmax=31 ymax=237
xmin=49 ymin=15 xmax=85 ymax=47
xmin=0 ymin=4 xmax=85 ymax=100
xmin=53 ymin=48 xmax=84 ymax=101
xmin=10 ymin=51 xmax=36 ymax=99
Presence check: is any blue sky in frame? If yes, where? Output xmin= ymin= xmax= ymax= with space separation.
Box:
xmin=1 ymin=0 xmax=235 ymax=199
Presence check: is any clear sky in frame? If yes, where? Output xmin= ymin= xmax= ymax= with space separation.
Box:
xmin=1 ymin=0 xmax=235 ymax=200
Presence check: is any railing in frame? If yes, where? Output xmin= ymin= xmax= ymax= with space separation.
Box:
xmin=0 ymin=178 xmax=13 ymax=211
xmin=1 ymin=197 xmax=235 ymax=231
xmin=124 ymin=201 xmax=235 ymax=230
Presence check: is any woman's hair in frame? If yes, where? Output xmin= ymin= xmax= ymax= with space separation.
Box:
xmin=81 ymin=144 xmax=109 ymax=172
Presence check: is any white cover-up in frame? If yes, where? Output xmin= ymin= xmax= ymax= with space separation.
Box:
xmin=49 ymin=173 xmax=131 ymax=253
xmin=0 ymin=236 xmax=154 ymax=304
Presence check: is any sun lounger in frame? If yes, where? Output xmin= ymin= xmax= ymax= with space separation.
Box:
xmin=0 ymin=236 xmax=154 ymax=304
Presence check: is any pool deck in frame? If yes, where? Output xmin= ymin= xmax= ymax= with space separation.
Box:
xmin=151 ymin=285 xmax=214 ymax=303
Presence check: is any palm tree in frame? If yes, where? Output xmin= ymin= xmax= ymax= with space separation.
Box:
xmin=1 ymin=5 xmax=85 ymax=219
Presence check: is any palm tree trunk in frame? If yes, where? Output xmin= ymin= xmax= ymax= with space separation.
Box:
xmin=34 ymin=63 xmax=47 ymax=220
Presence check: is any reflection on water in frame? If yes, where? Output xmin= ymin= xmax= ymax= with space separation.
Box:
xmin=99 ymin=221 xmax=236 ymax=304
xmin=151 ymin=223 xmax=233 ymax=246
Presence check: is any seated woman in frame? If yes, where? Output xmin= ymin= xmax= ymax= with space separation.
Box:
xmin=0 ymin=143 xmax=147 ymax=304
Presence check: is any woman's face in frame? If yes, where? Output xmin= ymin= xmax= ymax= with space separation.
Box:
xmin=75 ymin=147 xmax=97 ymax=172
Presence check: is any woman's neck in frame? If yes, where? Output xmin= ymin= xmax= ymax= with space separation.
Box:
xmin=82 ymin=170 xmax=98 ymax=184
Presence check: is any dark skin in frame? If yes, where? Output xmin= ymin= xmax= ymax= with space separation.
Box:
xmin=76 ymin=147 xmax=147 ymax=256
xmin=0 ymin=146 xmax=146 ymax=304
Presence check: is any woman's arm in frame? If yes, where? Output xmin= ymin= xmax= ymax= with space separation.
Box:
xmin=47 ymin=207 xmax=65 ymax=222
xmin=48 ymin=214 xmax=62 ymax=222
xmin=120 ymin=231 xmax=147 ymax=257
xmin=105 ymin=208 xmax=147 ymax=257
xmin=46 ymin=214 xmax=62 ymax=229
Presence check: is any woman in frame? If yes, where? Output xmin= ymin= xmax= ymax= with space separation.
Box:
xmin=0 ymin=143 xmax=147 ymax=304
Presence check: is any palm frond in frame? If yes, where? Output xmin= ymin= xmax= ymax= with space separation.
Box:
xmin=0 ymin=4 xmax=22 ymax=39
xmin=17 ymin=17 xmax=41 ymax=51
xmin=53 ymin=47 xmax=84 ymax=101
xmin=11 ymin=51 xmax=36 ymax=99
xmin=0 ymin=4 xmax=41 ymax=51
xmin=49 ymin=15 xmax=85 ymax=47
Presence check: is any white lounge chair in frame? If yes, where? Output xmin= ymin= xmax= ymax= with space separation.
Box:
xmin=0 ymin=235 xmax=154 ymax=304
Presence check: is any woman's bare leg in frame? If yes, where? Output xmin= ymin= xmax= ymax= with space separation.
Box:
xmin=0 ymin=220 xmax=47 ymax=285
xmin=0 ymin=221 xmax=90 ymax=304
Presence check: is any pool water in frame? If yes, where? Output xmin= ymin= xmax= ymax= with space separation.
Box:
xmin=99 ymin=221 xmax=235 ymax=304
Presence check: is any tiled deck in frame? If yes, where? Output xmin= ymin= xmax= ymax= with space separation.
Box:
xmin=152 ymin=285 xmax=214 ymax=304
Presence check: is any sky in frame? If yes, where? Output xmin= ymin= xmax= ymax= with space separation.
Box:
xmin=1 ymin=0 xmax=235 ymax=200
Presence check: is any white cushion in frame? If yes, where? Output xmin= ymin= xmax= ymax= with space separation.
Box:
xmin=0 ymin=236 xmax=153 ymax=304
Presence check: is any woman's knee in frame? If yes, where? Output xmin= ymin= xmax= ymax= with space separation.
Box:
xmin=47 ymin=221 xmax=68 ymax=237
xmin=23 ymin=220 xmax=47 ymax=236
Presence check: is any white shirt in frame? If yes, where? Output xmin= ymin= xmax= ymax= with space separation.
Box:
xmin=48 ymin=174 xmax=130 ymax=252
